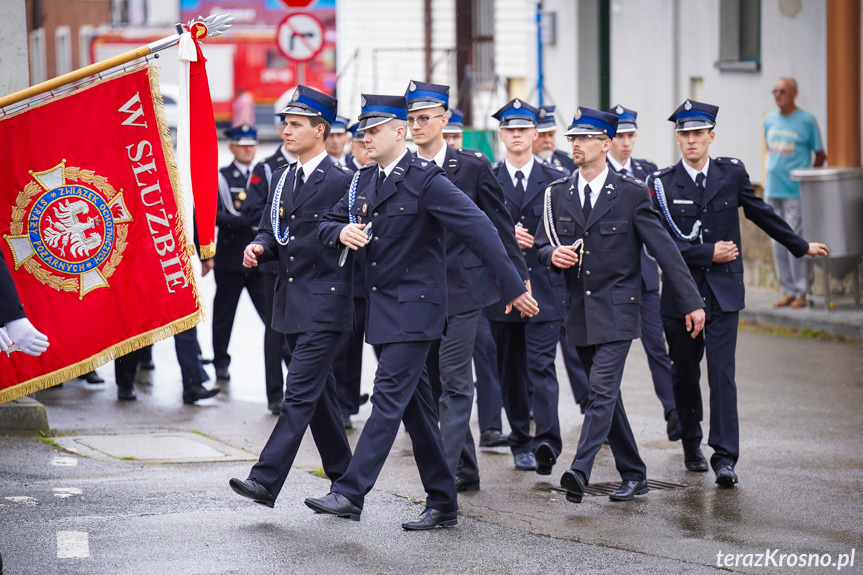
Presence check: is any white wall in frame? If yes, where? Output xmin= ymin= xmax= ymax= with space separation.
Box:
xmin=0 ymin=1 xmax=30 ymax=96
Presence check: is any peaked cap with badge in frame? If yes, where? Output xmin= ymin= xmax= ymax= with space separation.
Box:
xmin=224 ymin=123 xmax=258 ymax=145
xmin=492 ymin=99 xmax=541 ymax=128
xmin=565 ymin=106 xmax=618 ymax=138
xmin=668 ymin=99 xmax=718 ymax=132
xmin=607 ymin=104 xmax=638 ymax=133
xmin=278 ymin=85 xmax=338 ymax=125
xmin=357 ymin=94 xmax=408 ymax=130
xmin=404 ymin=80 xmax=449 ymax=111
xmin=443 ymin=108 xmax=464 ymax=134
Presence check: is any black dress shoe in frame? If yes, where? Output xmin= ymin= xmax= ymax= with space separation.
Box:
xmin=666 ymin=408 xmax=681 ymax=442
xmin=81 ymin=371 xmax=104 ymax=384
xmin=534 ymin=442 xmax=557 ymax=476
xmin=358 ymin=392 xmax=370 ymax=406
xmin=229 ymin=478 xmax=275 ymax=508
xmin=268 ymin=401 xmax=282 ymax=416
xmin=455 ymin=475 xmax=480 ymax=492
xmin=215 ymin=367 xmax=230 ymax=380
xmin=609 ymin=479 xmax=649 ymax=501
xmin=402 ymin=507 xmax=458 ymax=530
xmin=138 ymin=360 xmax=155 ymax=370
xmin=304 ymin=492 xmax=362 ymax=521
xmin=479 ymin=429 xmax=508 ymax=447
xmin=560 ymin=469 xmax=586 ymax=504
xmin=117 ymin=388 xmax=137 ymax=401
xmin=514 ymin=451 xmax=537 ymax=470
xmin=684 ymin=446 xmax=709 ymax=472
xmin=715 ymin=465 xmax=738 ymax=488
xmin=182 ymin=385 xmax=220 ymax=404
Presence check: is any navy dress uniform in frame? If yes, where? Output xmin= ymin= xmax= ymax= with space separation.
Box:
xmin=535 ymin=107 xmax=704 ymax=503
xmin=487 ymin=98 xmax=566 ymax=473
xmin=647 ymin=100 xmax=815 ymax=485
xmin=231 ymin=86 xmax=355 ymax=505
xmin=311 ymin=94 xmax=528 ymax=521
xmin=606 ymin=105 xmax=678 ymax=438
xmin=405 ymin=81 xmax=530 ymax=490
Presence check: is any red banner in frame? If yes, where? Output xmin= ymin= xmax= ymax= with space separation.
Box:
xmin=0 ymin=67 xmax=201 ymax=402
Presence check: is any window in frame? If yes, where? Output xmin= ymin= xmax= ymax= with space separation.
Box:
xmin=79 ymin=25 xmax=95 ymax=68
xmin=29 ymin=28 xmax=47 ymax=84
xmin=716 ymin=0 xmax=761 ymax=72
xmin=56 ymin=26 xmax=72 ymax=76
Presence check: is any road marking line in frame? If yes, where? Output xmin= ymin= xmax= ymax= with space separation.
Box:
xmin=57 ymin=531 xmax=90 ymax=559
xmin=3 ymin=496 xmax=38 ymax=506
xmin=53 ymin=488 xmax=83 ymax=498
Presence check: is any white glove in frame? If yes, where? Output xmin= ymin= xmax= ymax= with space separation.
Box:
xmin=5 ymin=317 xmax=49 ymax=356
xmin=0 ymin=327 xmax=11 ymax=352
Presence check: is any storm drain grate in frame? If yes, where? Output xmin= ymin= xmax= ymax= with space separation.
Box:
xmin=551 ymin=479 xmax=687 ymax=497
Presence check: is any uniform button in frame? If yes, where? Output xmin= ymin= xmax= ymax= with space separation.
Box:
xmin=371 ymin=287 xmax=377 ymax=292
xmin=630 ymin=296 xmax=635 ymax=301
xmin=522 ymin=251 xmax=527 ymax=256
xmin=314 ymin=214 xmax=319 ymax=218
xmin=420 ymin=294 xmax=425 ymax=299
xmin=584 ymin=231 xmax=589 ymax=237
xmin=290 ymin=236 xmax=295 ymax=241
xmin=373 ymin=212 xmax=379 ymax=217
xmin=328 ymin=241 xmax=334 ymax=247
xmin=528 ymin=267 xmax=532 ymax=272
xmin=371 ymin=262 xmax=377 ymax=267
xmin=586 ymin=290 xmax=592 ymax=296
xmin=288 ymin=278 xmax=294 ymax=283
xmin=585 ymin=270 xmax=590 ymax=276
xmin=399 ymin=206 xmax=405 ymax=212
xmin=331 ymin=287 xmax=336 ymax=292
xmin=290 ymin=215 xmax=296 ymax=220
xmin=703 ymin=207 xmax=708 ymax=213
xmin=374 ymin=236 xmax=379 ymax=242
xmin=585 ymin=251 xmax=590 ymax=256
xmin=520 ymin=216 xmax=526 ymax=221
xmin=704 ymin=229 xmax=709 ymax=234
xmin=612 ymin=227 xmax=617 ymax=231
xmin=289 ymin=256 xmax=294 ymax=262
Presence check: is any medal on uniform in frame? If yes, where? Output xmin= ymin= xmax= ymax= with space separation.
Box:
xmin=362 ymin=203 xmax=367 ymax=214
xmin=239 ymin=191 xmax=247 ymax=201
xmin=234 ymin=200 xmax=242 ymax=210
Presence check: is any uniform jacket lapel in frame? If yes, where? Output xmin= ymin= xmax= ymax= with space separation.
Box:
xmin=673 ymin=161 xmax=702 ymax=204
xmin=562 ymin=174 xmax=585 ymax=229
xmin=496 ymin=165 xmax=520 ymax=216
xmin=522 ymin=164 xmax=546 ymax=209
xmin=292 ymin=156 xmax=331 ymax=211
xmin=701 ymin=159 xmax=726 ymax=206
xmin=443 ymin=145 xmax=460 ymax=179
xmin=373 ymin=151 xmax=412 ymax=208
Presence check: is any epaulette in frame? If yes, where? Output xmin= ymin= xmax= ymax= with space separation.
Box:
xmin=619 ymin=173 xmax=646 ymax=187
xmin=457 ymin=147 xmax=487 ymax=161
xmin=547 ymin=175 xmax=570 ymax=188
xmin=649 ymin=165 xmax=675 ymax=179
xmin=332 ymin=162 xmax=351 ymax=172
xmin=359 ymin=162 xmax=378 ymax=171
xmin=411 ymin=157 xmax=436 ymax=169
xmin=715 ymin=157 xmax=743 ymax=167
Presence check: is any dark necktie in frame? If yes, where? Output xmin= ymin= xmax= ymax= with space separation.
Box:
xmin=695 ymin=172 xmax=705 ymax=199
xmin=582 ymin=183 xmax=593 ymax=221
xmin=515 ymin=170 xmax=525 ymax=203
xmin=292 ymin=167 xmax=305 ymax=201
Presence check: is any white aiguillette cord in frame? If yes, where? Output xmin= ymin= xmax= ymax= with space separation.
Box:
xmin=339 ymin=170 xmax=373 ymax=267
xmin=543 ymin=186 xmax=584 ymax=277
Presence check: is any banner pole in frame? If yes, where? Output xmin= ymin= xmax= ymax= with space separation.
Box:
xmin=0 ymin=14 xmax=233 ymax=111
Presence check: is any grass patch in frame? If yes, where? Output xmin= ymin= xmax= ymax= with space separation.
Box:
xmin=37 ymin=437 xmax=61 ymax=449
xmin=311 ymin=466 xmax=327 ymax=479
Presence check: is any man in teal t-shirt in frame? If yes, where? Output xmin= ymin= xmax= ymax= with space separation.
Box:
xmin=764 ymin=77 xmax=826 ymax=308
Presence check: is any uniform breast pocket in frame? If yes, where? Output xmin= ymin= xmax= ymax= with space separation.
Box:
xmin=398 ymin=285 xmax=441 ymax=334
xmin=385 ymin=200 xmax=419 ymax=237
xmin=310 ymin=280 xmax=351 ymax=323
xmin=299 ymin=208 xmax=327 ymax=240
xmin=459 ymin=250 xmax=482 ymax=269
xmin=598 ymin=219 xmax=629 ymax=252
xmin=711 ymin=194 xmax=739 ymax=229
xmin=557 ymin=220 xmax=576 ymax=240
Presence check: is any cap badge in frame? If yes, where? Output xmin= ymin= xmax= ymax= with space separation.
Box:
xmin=360 ymin=95 xmax=366 ymax=108
xmin=513 ymin=99 xmax=522 ymax=109
xmin=291 ymin=89 xmax=300 ymax=102
xmin=574 ymin=107 xmax=582 ymax=120
xmin=241 ymin=125 xmax=250 ymax=132
xmin=539 ymin=108 xmax=547 ymax=118
xmin=684 ymin=99 xmax=692 ymax=111
xmin=616 ymin=105 xmax=624 ymax=115
xmin=409 ymin=81 xmax=417 ymax=91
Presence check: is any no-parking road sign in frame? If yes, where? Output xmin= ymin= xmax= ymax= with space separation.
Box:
xmin=276 ymin=12 xmax=325 ymax=62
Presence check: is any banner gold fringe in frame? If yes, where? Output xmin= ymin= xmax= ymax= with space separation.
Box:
xmin=0 ymin=308 xmax=202 ymax=405
xmin=199 ymin=242 xmax=216 ymax=260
